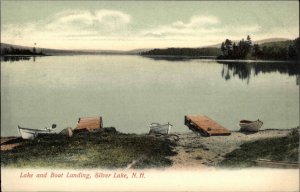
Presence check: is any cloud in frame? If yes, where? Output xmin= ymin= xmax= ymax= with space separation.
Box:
xmin=2 ymin=23 xmax=36 ymax=38
xmin=95 ymin=10 xmax=131 ymax=25
xmin=141 ymin=16 xmax=222 ymax=37
xmin=1 ymin=11 xmax=297 ymax=50
xmin=140 ymin=15 xmax=262 ymax=40
xmin=45 ymin=9 xmax=131 ymax=34
xmin=172 ymin=16 xmax=220 ymax=29
xmin=2 ymin=9 xmax=132 ymax=42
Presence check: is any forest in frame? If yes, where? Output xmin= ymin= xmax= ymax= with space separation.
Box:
xmin=218 ymin=36 xmax=299 ymax=60
xmin=141 ymin=47 xmax=221 ymax=57
xmin=1 ymin=45 xmax=45 ymax=56
xmin=141 ymin=36 xmax=300 ymax=61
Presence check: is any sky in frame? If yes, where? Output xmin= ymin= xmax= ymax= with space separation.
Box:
xmin=1 ymin=1 xmax=299 ymax=51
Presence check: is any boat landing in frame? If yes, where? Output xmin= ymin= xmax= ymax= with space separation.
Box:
xmin=74 ymin=116 xmax=103 ymax=133
xmin=184 ymin=115 xmax=231 ymax=136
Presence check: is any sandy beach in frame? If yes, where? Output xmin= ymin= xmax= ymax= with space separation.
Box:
xmin=168 ymin=129 xmax=293 ymax=169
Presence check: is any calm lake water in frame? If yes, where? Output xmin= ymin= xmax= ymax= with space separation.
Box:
xmin=1 ymin=55 xmax=299 ymax=136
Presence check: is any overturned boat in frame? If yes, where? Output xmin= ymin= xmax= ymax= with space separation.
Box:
xmin=239 ymin=119 xmax=263 ymax=132
xmin=149 ymin=122 xmax=172 ymax=134
xmin=18 ymin=124 xmax=57 ymax=139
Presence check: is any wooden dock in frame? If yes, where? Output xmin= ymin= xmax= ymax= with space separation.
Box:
xmin=184 ymin=115 xmax=231 ymax=136
xmin=74 ymin=116 xmax=103 ymax=133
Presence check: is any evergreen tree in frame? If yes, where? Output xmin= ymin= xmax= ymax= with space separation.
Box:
xmin=246 ymin=35 xmax=252 ymax=47
xmin=221 ymin=42 xmax=226 ymax=56
xmin=224 ymin=39 xmax=233 ymax=56
xmin=253 ymin=44 xmax=261 ymax=58
xmin=288 ymin=37 xmax=300 ymax=60
xmin=246 ymin=35 xmax=252 ymax=56
xmin=233 ymin=42 xmax=238 ymax=59
xmin=33 ymin=43 xmax=36 ymax=54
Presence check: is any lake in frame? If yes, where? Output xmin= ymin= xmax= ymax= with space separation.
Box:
xmin=1 ymin=55 xmax=299 ymax=136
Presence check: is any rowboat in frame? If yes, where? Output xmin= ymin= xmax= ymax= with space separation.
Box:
xmin=149 ymin=122 xmax=172 ymax=134
xmin=239 ymin=119 xmax=263 ymax=132
xmin=18 ymin=124 xmax=56 ymax=139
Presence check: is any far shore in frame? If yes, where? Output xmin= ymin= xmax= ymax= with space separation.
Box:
xmin=1 ymin=127 xmax=298 ymax=169
xmin=141 ymin=55 xmax=217 ymax=59
xmin=1 ymin=54 xmax=298 ymax=64
xmin=141 ymin=54 xmax=298 ymax=63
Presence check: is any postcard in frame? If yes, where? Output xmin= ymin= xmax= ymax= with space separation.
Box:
xmin=1 ymin=1 xmax=299 ymax=191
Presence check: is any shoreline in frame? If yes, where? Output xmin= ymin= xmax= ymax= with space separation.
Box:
xmin=0 ymin=128 xmax=295 ymax=148
xmin=1 ymin=128 xmax=298 ymax=169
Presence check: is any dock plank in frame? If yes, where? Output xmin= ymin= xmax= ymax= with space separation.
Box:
xmin=75 ymin=116 xmax=103 ymax=132
xmin=185 ymin=115 xmax=231 ymax=136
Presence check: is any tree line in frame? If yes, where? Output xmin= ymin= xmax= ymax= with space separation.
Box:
xmin=218 ymin=35 xmax=299 ymax=60
xmin=141 ymin=47 xmax=221 ymax=57
xmin=1 ymin=46 xmax=45 ymax=56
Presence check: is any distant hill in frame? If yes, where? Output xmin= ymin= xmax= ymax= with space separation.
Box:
xmin=1 ymin=43 xmax=37 ymax=52
xmin=1 ymin=43 xmax=46 ymax=56
xmin=260 ymin=40 xmax=294 ymax=48
xmin=208 ymin=37 xmax=291 ymax=48
xmin=1 ymin=43 xmax=86 ymax=55
xmin=255 ymin=38 xmax=291 ymax=44
xmin=1 ymin=43 xmax=34 ymax=50
xmin=0 ymin=37 xmax=295 ymax=56
xmin=0 ymin=43 xmax=139 ymax=56
xmin=126 ymin=48 xmax=152 ymax=54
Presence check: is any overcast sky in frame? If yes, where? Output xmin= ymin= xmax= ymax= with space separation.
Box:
xmin=1 ymin=1 xmax=299 ymax=50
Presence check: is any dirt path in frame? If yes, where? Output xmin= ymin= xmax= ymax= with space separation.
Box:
xmin=170 ymin=129 xmax=292 ymax=169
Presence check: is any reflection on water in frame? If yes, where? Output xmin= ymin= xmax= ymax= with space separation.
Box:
xmin=1 ymin=56 xmax=34 ymax=62
xmin=218 ymin=61 xmax=299 ymax=84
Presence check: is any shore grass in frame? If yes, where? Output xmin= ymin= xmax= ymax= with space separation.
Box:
xmin=1 ymin=129 xmax=177 ymax=169
xmin=218 ymin=129 xmax=299 ymax=168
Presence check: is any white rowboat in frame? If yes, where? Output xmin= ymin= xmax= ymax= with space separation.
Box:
xmin=149 ymin=122 xmax=172 ymax=134
xmin=239 ymin=119 xmax=263 ymax=132
xmin=18 ymin=124 xmax=56 ymax=139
